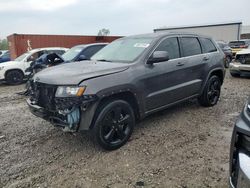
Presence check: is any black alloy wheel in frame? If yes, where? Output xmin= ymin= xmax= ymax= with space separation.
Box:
xmin=93 ymin=100 xmax=135 ymax=150
xmin=5 ymin=70 xmax=24 ymax=85
xmin=198 ymin=75 xmax=221 ymax=107
xmin=207 ymin=78 xmax=220 ymax=105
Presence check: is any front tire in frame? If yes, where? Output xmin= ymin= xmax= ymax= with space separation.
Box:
xmin=198 ymin=75 xmax=221 ymax=107
xmin=5 ymin=70 xmax=24 ymax=85
xmin=92 ymin=100 xmax=135 ymax=150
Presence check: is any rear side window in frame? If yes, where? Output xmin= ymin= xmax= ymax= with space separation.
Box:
xmin=155 ymin=37 xmax=180 ymax=59
xmin=180 ymin=37 xmax=201 ymax=57
xmin=200 ymin=38 xmax=217 ymax=53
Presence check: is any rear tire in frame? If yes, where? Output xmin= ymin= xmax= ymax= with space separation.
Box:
xmin=92 ymin=99 xmax=135 ymax=150
xmin=198 ymin=75 xmax=221 ymax=107
xmin=5 ymin=70 xmax=24 ymax=85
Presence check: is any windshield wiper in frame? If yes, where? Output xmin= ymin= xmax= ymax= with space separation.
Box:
xmin=96 ymin=59 xmax=112 ymax=62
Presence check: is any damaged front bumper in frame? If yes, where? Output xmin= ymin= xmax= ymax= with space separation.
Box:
xmin=230 ymin=62 xmax=250 ymax=76
xmin=27 ymin=95 xmax=98 ymax=132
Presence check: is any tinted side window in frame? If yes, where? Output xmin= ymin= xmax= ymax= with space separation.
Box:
xmin=2 ymin=52 xmax=10 ymax=58
xmin=180 ymin=37 xmax=201 ymax=57
xmin=200 ymin=38 xmax=217 ymax=53
xmin=27 ymin=51 xmax=45 ymax=61
xmin=155 ymin=37 xmax=180 ymax=59
xmin=82 ymin=45 xmax=105 ymax=59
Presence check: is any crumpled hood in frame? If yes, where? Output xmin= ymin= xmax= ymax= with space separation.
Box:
xmin=236 ymin=49 xmax=250 ymax=55
xmin=33 ymin=60 xmax=129 ymax=85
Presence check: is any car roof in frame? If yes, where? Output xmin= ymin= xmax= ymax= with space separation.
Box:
xmin=122 ymin=32 xmax=210 ymax=40
xmin=72 ymin=43 xmax=108 ymax=49
xmin=28 ymin=47 xmax=69 ymax=53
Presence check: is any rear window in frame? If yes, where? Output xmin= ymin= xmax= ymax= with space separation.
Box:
xmin=229 ymin=41 xmax=246 ymax=47
xmin=200 ymin=38 xmax=217 ymax=53
xmin=180 ymin=37 xmax=202 ymax=57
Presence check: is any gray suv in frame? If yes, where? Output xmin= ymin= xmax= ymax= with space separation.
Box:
xmin=27 ymin=33 xmax=225 ymax=150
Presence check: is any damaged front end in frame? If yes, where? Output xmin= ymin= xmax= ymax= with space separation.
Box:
xmin=27 ymin=82 xmax=97 ymax=132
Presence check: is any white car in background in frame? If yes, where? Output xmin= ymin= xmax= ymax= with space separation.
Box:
xmin=0 ymin=47 xmax=68 ymax=84
xmin=229 ymin=48 xmax=250 ymax=77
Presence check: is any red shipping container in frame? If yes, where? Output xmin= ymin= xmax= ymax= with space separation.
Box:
xmin=7 ymin=34 xmax=122 ymax=60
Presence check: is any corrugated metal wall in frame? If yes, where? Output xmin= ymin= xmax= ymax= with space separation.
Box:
xmin=154 ymin=23 xmax=242 ymax=42
xmin=7 ymin=34 xmax=122 ymax=59
xmin=241 ymin=33 xmax=250 ymax=39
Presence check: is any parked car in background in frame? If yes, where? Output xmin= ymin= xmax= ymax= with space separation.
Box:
xmin=229 ymin=49 xmax=250 ymax=77
xmin=0 ymin=50 xmax=10 ymax=63
xmin=0 ymin=50 xmax=6 ymax=56
xmin=229 ymin=97 xmax=250 ymax=187
xmin=229 ymin=39 xmax=250 ymax=57
xmin=27 ymin=32 xmax=225 ymax=150
xmin=217 ymin=41 xmax=233 ymax=68
xmin=26 ymin=43 xmax=107 ymax=73
xmin=0 ymin=47 xmax=68 ymax=84
xmin=61 ymin=43 xmax=107 ymax=62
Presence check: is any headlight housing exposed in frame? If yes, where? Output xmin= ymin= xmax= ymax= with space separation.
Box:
xmin=55 ymin=86 xmax=86 ymax=97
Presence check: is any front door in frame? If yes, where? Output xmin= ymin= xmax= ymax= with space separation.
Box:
xmin=142 ymin=37 xmax=186 ymax=112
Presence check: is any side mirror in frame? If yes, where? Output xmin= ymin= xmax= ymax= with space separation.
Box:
xmin=78 ymin=55 xmax=87 ymax=61
xmin=147 ymin=51 xmax=169 ymax=64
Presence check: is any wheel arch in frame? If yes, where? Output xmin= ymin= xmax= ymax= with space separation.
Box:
xmin=89 ymin=91 xmax=141 ymax=130
xmin=4 ymin=68 xmax=24 ymax=78
xmin=200 ymin=68 xmax=225 ymax=95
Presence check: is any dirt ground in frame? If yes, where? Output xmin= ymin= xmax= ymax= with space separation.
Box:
xmin=0 ymin=71 xmax=249 ymax=188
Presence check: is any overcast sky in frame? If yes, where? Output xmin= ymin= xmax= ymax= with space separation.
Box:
xmin=0 ymin=0 xmax=249 ymax=39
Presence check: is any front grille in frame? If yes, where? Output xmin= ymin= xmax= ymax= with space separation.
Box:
xmin=31 ymin=82 xmax=57 ymax=110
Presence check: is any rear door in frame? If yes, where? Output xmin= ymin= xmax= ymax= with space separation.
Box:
xmin=178 ymin=36 xmax=207 ymax=93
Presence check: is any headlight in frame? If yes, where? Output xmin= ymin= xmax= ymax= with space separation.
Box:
xmin=55 ymin=86 xmax=86 ymax=97
xmin=0 ymin=66 xmax=4 ymax=70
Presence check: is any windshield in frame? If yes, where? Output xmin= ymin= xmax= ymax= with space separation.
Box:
xmin=62 ymin=46 xmax=84 ymax=61
xmin=91 ymin=38 xmax=153 ymax=62
xmin=15 ymin=52 xmax=31 ymax=61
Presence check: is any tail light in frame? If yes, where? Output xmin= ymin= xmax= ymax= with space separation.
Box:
xmin=240 ymin=45 xmax=248 ymax=48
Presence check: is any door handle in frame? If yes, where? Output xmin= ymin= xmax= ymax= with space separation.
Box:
xmin=203 ymin=56 xmax=209 ymax=61
xmin=176 ymin=62 xmax=184 ymax=66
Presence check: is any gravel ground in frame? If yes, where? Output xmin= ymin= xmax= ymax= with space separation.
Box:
xmin=0 ymin=71 xmax=249 ymax=188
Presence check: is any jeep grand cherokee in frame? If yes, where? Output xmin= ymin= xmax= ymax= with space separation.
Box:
xmin=27 ymin=32 xmax=225 ymax=150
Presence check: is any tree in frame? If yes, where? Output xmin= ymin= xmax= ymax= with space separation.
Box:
xmin=0 ymin=39 xmax=8 ymax=50
xmin=97 ymin=28 xmax=110 ymax=36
